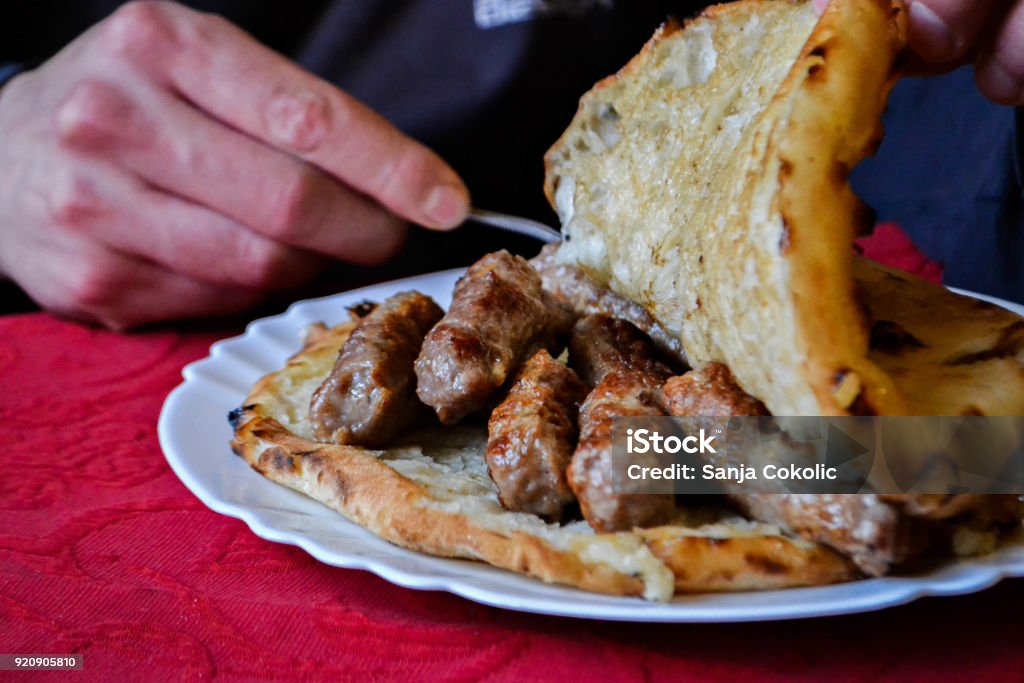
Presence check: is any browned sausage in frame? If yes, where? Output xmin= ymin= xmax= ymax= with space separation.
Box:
xmin=568 ymin=370 xmax=676 ymax=532
xmin=532 ymin=243 xmax=686 ymax=364
xmin=562 ymin=314 xmax=676 ymax=531
xmin=415 ymin=250 xmax=574 ymax=425
xmin=661 ymin=362 xmax=769 ymax=417
xmin=569 ymin=313 xmax=674 ymax=388
xmin=486 ymin=349 xmax=587 ymax=521
xmin=310 ymin=291 xmax=443 ymax=446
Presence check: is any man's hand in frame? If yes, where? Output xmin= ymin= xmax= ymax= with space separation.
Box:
xmin=814 ymin=0 xmax=1024 ymax=105
xmin=0 ymin=1 xmax=470 ymax=329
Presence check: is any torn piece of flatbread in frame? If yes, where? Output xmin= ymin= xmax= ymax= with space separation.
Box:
xmin=545 ymin=0 xmax=922 ymax=416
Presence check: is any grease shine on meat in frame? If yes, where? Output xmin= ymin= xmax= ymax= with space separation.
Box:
xmin=486 ymin=349 xmax=587 ymax=522
xmin=567 ymin=315 xmax=678 ymax=532
xmin=310 ymin=291 xmax=444 ymax=447
xmin=415 ymin=250 xmax=574 ymax=425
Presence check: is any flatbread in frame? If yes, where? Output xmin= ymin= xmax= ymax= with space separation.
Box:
xmin=230 ymin=320 xmax=857 ymax=600
xmin=856 ymin=257 xmax=1024 ymax=415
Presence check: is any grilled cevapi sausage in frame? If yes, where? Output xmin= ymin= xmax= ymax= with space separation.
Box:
xmin=569 ymin=370 xmax=676 ymax=532
xmin=567 ymin=315 xmax=676 ymax=532
xmin=486 ymin=350 xmax=587 ymax=521
xmin=415 ymin=250 xmax=574 ymax=425
xmin=568 ymin=314 xmax=674 ymax=388
xmin=310 ymin=291 xmax=443 ymax=447
xmin=661 ymin=362 xmax=769 ymax=417
xmin=531 ymin=243 xmax=686 ymax=365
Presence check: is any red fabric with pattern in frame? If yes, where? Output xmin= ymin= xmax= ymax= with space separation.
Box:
xmin=3 ymin=228 xmax=1019 ymax=682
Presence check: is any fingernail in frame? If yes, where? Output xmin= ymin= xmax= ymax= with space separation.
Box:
xmin=425 ymin=183 xmax=469 ymax=228
xmin=908 ymin=2 xmax=957 ymax=62
xmin=980 ymin=61 xmax=1022 ymax=105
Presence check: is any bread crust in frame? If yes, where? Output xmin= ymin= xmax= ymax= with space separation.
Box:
xmin=231 ymin=320 xmax=858 ymax=600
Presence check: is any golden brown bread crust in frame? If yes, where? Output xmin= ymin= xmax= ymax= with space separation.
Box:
xmin=231 ymin=320 xmax=859 ymax=600
xmin=235 ymin=418 xmax=651 ymax=597
xmin=659 ymin=349 xmax=1021 ymax=573
xmin=855 ymin=257 xmax=1024 ymax=415
xmin=639 ymin=523 xmax=859 ymax=591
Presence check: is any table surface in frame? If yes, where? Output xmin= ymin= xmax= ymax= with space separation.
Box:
xmin=3 ymin=226 xmax=1021 ymax=682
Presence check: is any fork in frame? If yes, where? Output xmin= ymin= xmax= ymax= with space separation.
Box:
xmin=467 ymin=207 xmax=562 ymax=243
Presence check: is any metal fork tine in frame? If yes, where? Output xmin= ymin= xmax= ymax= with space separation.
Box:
xmin=467 ymin=207 xmax=562 ymax=243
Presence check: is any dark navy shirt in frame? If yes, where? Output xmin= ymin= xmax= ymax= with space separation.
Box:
xmin=851 ymin=67 xmax=1024 ymax=302
xmin=2 ymin=1 xmax=1022 ymax=301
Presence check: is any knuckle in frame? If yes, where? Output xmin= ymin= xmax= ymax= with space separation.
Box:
xmin=53 ymin=79 xmax=122 ymax=147
xmin=267 ymin=168 xmax=320 ymax=240
xmin=99 ymin=2 xmax=175 ymax=59
xmin=47 ymin=171 xmax=106 ymax=227
xmin=265 ymin=89 xmax=333 ymax=154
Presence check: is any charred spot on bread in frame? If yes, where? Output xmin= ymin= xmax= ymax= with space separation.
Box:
xmin=870 ymin=320 xmax=926 ymax=354
xmin=779 ymin=159 xmax=794 ymax=180
xmin=347 ymin=301 xmax=378 ymax=319
xmin=945 ymin=321 xmax=1024 ymax=365
xmin=257 ymin=446 xmax=295 ymax=474
xmin=227 ymin=405 xmax=256 ymax=430
xmin=745 ymin=553 xmax=788 ymax=575
xmin=805 ymin=43 xmax=830 ymax=80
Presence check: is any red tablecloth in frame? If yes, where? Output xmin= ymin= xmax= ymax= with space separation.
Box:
xmin=3 ymin=227 xmax=1022 ymax=682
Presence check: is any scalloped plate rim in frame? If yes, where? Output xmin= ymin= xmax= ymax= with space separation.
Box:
xmin=158 ymin=270 xmax=1024 ymax=622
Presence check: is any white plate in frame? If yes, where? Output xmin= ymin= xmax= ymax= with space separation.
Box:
xmin=158 ymin=269 xmax=1024 ymax=622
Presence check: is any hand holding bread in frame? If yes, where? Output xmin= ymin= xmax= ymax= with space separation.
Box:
xmin=814 ymin=0 xmax=1024 ymax=104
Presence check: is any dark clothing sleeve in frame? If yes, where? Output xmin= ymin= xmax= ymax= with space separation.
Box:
xmin=0 ymin=1 xmax=333 ymax=64
xmin=851 ymin=67 xmax=1024 ymax=301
